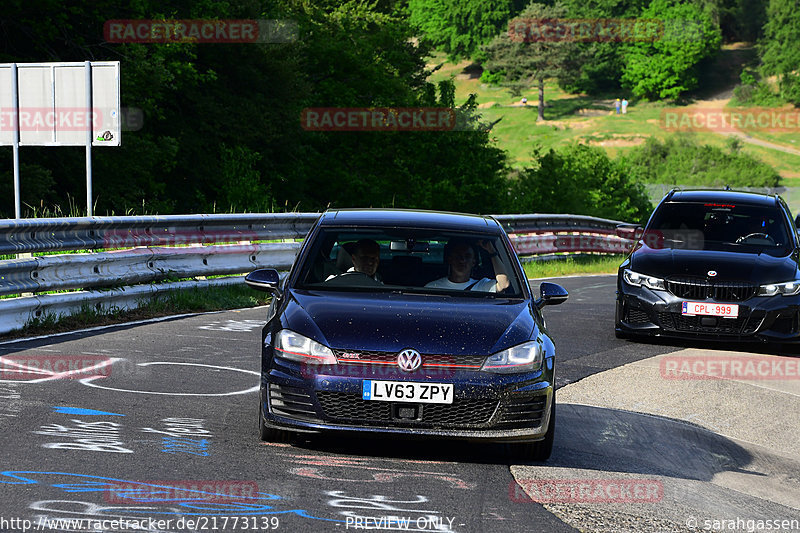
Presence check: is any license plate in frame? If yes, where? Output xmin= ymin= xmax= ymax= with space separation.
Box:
xmin=362 ymin=380 xmax=453 ymax=404
xmin=681 ymin=301 xmax=739 ymax=318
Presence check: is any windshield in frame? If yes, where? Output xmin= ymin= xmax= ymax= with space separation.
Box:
xmin=295 ymin=228 xmax=524 ymax=297
xmin=646 ymin=201 xmax=793 ymax=256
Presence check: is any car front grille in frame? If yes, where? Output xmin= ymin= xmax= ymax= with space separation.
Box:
xmin=316 ymin=391 xmax=500 ymax=428
xmin=269 ymin=383 xmax=318 ymax=420
xmin=332 ymin=350 xmax=486 ymax=369
xmin=657 ymin=312 xmax=760 ymax=335
xmin=666 ymin=277 xmax=757 ymax=302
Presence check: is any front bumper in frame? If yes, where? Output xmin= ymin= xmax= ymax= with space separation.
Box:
xmin=616 ymin=281 xmax=800 ymax=342
xmin=260 ymin=357 xmax=554 ymax=443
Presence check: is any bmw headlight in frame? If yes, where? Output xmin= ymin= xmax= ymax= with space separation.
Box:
xmin=481 ymin=341 xmax=543 ymax=374
xmin=622 ymin=269 xmax=665 ymax=290
xmin=274 ymin=329 xmax=337 ymax=365
xmin=757 ymin=281 xmax=800 ymax=296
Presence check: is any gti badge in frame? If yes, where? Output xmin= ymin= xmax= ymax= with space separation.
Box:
xmin=707 ymin=270 xmax=718 ymax=277
xmin=397 ymin=349 xmax=422 ymax=372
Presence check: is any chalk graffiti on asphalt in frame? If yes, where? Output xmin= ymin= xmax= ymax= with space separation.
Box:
xmin=283 ymin=452 xmax=476 ymax=489
xmin=326 ymin=491 xmax=457 ymax=532
xmin=80 ymin=362 xmax=259 ymax=396
xmin=0 ymin=471 xmax=340 ymax=522
xmin=198 ymin=319 xmax=264 ymax=332
xmin=35 ymin=419 xmax=133 ymax=454
xmin=140 ymin=418 xmax=212 ymax=457
xmin=0 ymin=385 xmax=21 ymax=418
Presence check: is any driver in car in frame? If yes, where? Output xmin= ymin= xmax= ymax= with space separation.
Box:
xmin=425 ymin=238 xmax=509 ymax=292
xmin=327 ymin=239 xmax=383 ymax=283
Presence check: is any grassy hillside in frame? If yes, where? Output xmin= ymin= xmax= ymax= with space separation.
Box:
xmin=428 ymin=45 xmax=800 ymax=211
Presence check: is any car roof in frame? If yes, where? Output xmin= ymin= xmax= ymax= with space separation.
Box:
xmin=666 ymin=189 xmax=779 ymax=207
xmin=317 ymin=209 xmax=502 ymax=233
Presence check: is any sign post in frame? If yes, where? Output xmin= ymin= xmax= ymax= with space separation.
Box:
xmin=0 ymin=61 xmax=121 ymax=218
xmin=10 ymin=64 xmax=20 ymax=219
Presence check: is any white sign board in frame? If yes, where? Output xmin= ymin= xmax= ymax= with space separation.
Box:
xmin=0 ymin=61 xmax=120 ymax=147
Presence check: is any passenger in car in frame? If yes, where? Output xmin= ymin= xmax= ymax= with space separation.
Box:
xmin=424 ymin=238 xmax=509 ymax=292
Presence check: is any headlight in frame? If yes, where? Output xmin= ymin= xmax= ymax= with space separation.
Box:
xmin=481 ymin=341 xmax=542 ymax=374
xmin=757 ymin=281 xmax=800 ymax=296
xmin=274 ymin=329 xmax=337 ymax=365
xmin=622 ymin=269 xmax=665 ymax=290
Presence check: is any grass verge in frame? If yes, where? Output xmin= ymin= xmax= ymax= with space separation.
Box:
xmin=523 ymin=254 xmax=624 ymax=279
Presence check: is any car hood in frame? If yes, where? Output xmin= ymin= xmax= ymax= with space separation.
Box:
xmin=630 ymin=245 xmax=799 ymax=283
xmin=280 ymin=290 xmax=535 ymax=356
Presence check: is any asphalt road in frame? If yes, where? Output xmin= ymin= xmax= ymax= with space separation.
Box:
xmin=0 ymin=275 xmax=797 ymax=533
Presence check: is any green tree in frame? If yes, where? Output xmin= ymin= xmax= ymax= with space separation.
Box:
xmin=0 ymin=0 xmax=512 ymax=217
xmin=621 ymin=0 xmax=722 ymax=100
xmin=482 ymin=2 xmax=579 ymax=121
xmin=282 ymin=1 xmax=509 ymax=214
xmin=693 ymin=0 xmax=766 ymax=42
xmin=557 ymin=0 xmax=648 ymax=94
xmin=407 ymin=0 xmax=521 ymax=61
xmin=621 ymin=134 xmax=780 ymax=188
xmin=509 ymin=144 xmax=652 ymax=223
xmin=760 ymin=0 xmax=800 ymax=106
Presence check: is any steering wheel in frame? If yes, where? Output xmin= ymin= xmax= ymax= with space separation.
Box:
xmin=735 ymin=232 xmax=775 ymax=244
xmin=324 ymin=271 xmax=383 ymax=286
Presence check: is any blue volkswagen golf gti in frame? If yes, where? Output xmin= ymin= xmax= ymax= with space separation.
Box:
xmin=245 ymin=209 xmax=568 ymax=460
xmin=616 ymin=189 xmax=800 ymax=343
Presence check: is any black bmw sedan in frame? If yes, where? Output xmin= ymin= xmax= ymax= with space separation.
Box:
xmin=246 ymin=209 xmax=568 ymax=460
xmin=616 ymin=189 xmax=800 ymax=343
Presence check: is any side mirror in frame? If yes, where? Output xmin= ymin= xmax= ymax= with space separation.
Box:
xmin=616 ymin=223 xmax=643 ymax=240
xmin=795 ymin=214 xmax=800 ymax=229
xmin=245 ymin=268 xmax=282 ymax=297
xmin=535 ymin=281 xmax=568 ymax=309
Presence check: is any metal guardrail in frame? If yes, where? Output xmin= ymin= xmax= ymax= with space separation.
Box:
xmin=0 ymin=213 xmax=319 ymax=254
xmin=0 ymin=212 xmax=632 ymax=335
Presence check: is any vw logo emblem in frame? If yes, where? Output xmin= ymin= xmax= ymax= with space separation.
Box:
xmin=708 ymin=270 xmax=718 ymax=277
xmin=397 ymin=349 xmax=422 ymax=372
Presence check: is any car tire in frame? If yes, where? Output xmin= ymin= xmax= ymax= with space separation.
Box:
xmin=258 ymin=398 xmax=293 ymax=443
xmin=513 ymin=392 xmax=555 ymax=462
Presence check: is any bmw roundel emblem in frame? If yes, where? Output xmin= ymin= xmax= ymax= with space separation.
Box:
xmin=397 ymin=349 xmax=422 ymax=372
xmin=707 ymin=270 xmax=718 ymax=277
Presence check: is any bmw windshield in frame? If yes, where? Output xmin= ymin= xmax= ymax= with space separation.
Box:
xmin=644 ymin=201 xmax=794 ymax=256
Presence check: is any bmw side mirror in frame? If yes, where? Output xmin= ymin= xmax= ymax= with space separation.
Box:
xmin=245 ymin=268 xmax=282 ymax=297
xmin=616 ymin=223 xmax=643 ymax=240
xmin=536 ymin=282 xmax=568 ymax=309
